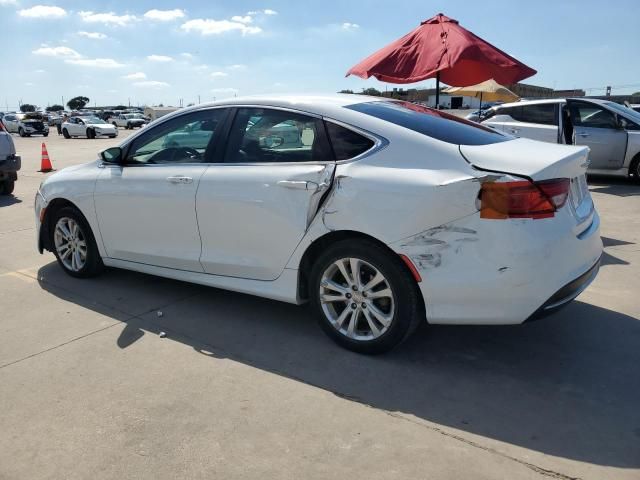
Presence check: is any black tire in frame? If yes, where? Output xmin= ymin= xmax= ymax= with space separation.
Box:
xmin=18 ymin=128 xmax=25 ymax=137
xmin=309 ymin=239 xmax=424 ymax=354
xmin=0 ymin=179 xmax=15 ymax=195
xmin=43 ymin=132 xmax=49 ymax=137
xmin=86 ymin=129 xmax=95 ymax=139
xmin=50 ymin=206 xmax=104 ymax=278
xmin=126 ymin=123 xmax=131 ymax=130
xmin=108 ymin=135 xmax=116 ymax=139
xmin=630 ymin=155 xmax=640 ymax=184
xmin=62 ymin=128 xmax=70 ymax=139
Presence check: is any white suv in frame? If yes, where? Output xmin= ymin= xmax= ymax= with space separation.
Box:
xmin=2 ymin=113 xmax=50 ymax=137
xmin=482 ymin=98 xmax=640 ymax=179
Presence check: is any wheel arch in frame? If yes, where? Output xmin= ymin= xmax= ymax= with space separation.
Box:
xmin=297 ymin=229 xmax=424 ymax=310
xmin=629 ymin=152 xmax=640 ymax=179
xmin=40 ymin=198 xmax=85 ymax=252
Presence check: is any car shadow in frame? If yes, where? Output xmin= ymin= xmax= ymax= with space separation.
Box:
xmin=588 ymin=175 xmax=639 ymax=197
xmin=0 ymin=195 xmax=22 ymax=207
xmin=37 ymin=262 xmax=640 ymax=469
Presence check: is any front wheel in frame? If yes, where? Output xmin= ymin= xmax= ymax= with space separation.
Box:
xmin=630 ymin=156 xmax=640 ymax=184
xmin=309 ymin=239 xmax=424 ymax=354
xmin=51 ymin=207 xmax=104 ymax=278
xmin=62 ymin=128 xmax=70 ymax=139
xmin=86 ymin=129 xmax=95 ymax=139
xmin=18 ymin=128 xmax=25 ymax=137
xmin=43 ymin=132 xmax=49 ymax=137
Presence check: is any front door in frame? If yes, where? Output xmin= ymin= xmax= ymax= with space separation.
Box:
xmin=196 ymin=107 xmax=335 ymax=280
xmin=94 ymin=108 xmax=227 ymax=271
xmin=568 ymin=101 xmax=628 ymax=169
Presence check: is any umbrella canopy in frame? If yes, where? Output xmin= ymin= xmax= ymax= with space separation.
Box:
xmin=346 ymin=13 xmax=536 ymax=99
xmin=443 ymin=79 xmax=519 ymax=103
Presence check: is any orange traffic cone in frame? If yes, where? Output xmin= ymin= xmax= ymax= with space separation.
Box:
xmin=38 ymin=143 xmax=55 ymax=172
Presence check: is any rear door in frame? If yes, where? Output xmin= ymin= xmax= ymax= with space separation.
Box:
xmin=567 ymin=100 xmax=628 ymax=169
xmin=196 ymin=107 xmax=335 ymax=280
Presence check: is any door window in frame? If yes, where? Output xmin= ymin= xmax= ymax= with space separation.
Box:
xmin=125 ymin=109 xmax=226 ymax=164
xmin=569 ymin=103 xmax=618 ymax=129
xmin=325 ymin=121 xmax=374 ymax=160
xmin=500 ymin=104 xmax=557 ymax=125
xmin=224 ymin=108 xmax=332 ymax=163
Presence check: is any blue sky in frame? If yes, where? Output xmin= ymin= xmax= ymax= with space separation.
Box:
xmin=1 ymin=0 xmax=639 ymax=109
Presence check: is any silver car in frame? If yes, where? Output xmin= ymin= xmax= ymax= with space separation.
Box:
xmin=482 ymin=98 xmax=640 ymax=180
xmin=2 ymin=113 xmax=50 ymax=137
xmin=0 ymin=122 xmax=21 ymax=194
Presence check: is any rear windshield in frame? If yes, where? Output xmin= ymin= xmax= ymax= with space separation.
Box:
xmin=345 ymin=101 xmax=510 ymax=146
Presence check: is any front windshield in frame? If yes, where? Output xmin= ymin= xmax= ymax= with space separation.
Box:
xmin=605 ymin=102 xmax=640 ymax=123
xmin=87 ymin=117 xmax=107 ymax=124
xmin=124 ymin=114 xmax=136 ymax=119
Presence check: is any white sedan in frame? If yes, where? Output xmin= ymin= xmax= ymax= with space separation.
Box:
xmin=62 ymin=117 xmax=118 ymax=139
xmin=35 ymin=95 xmax=602 ymax=353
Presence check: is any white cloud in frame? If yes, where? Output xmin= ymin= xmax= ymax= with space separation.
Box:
xmin=231 ymin=15 xmax=252 ymax=24
xmin=147 ymin=54 xmax=173 ymax=62
xmin=133 ymin=80 xmax=169 ymax=88
xmin=35 ymin=69 xmax=46 ymax=73
xmin=79 ymin=11 xmax=137 ymax=26
xmin=210 ymin=71 xmax=228 ymax=78
xmin=65 ymin=58 xmax=125 ymax=68
xmin=342 ymin=22 xmax=360 ymax=30
xmin=226 ymin=64 xmax=247 ymax=71
xmin=25 ymin=82 xmax=34 ymax=86
xmin=122 ymin=72 xmax=146 ymax=80
xmin=18 ymin=5 xmax=67 ymax=18
xmin=193 ymin=64 xmax=209 ymax=71
xmin=248 ymin=9 xmax=277 ymax=15
xmin=180 ymin=52 xmax=194 ymax=59
xmin=0 ymin=0 xmax=19 ymax=6
xmin=78 ymin=31 xmax=108 ymax=40
xmin=181 ymin=18 xmax=262 ymax=36
xmin=144 ymin=9 xmax=185 ymax=21
xmin=32 ymin=45 xmax=81 ymax=58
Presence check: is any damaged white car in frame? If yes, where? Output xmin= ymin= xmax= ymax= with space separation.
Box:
xmin=35 ymin=95 xmax=602 ymax=353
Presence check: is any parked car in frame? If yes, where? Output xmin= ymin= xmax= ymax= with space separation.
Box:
xmin=481 ymin=98 xmax=640 ymax=179
xmin=0 ymin=120 xmax=21 ymax=194
xmin=35 ymin=95 xmax=601 ymax=353
xmin=109 ymin=114 xmax=145 ymax=130
xmin=629 ymin=104 xmax=640 ymax=114
xmin=61 ymin=117 xmax=118 ymax=139
xmin=2 ymin=113 xmax=50 ymax=137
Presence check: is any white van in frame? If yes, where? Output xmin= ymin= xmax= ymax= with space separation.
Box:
xmin=482 ymin=98 xmax=640 ymax=179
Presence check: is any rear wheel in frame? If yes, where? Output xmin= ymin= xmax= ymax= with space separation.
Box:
xmin=18 ymin=128 xmax=25 ymax=137
xmin=309 ymin=239 xmax=423 ymax=354
xmin=0 ymin=180 xmax=15 ymax=195
xmin=50 ymin=206 xmax=103 ymax=278
xmin=86 ymin=129 xmax=95 ymax=139
xmin=62 ymin=128 xmax=70 ymax=139
xmin=630 ymin=155 xmax=640 ymax=184
xmin=126 ymin=123 xmax=132 ymax=130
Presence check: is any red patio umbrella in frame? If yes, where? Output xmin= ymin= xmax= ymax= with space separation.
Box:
xmin=346 ymin=13 xmax=536 ymax=108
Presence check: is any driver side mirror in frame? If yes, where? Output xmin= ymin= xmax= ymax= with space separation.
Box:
xmin=101 ymin=147 xmax=123 ymax=164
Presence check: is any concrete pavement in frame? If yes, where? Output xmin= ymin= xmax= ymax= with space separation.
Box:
xmin=0 ymin=132 xmax=639 ymax=479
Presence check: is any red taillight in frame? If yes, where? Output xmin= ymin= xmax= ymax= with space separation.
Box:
xmin=0 ymin=122 xmax=5 ymax=131
xmin=480 ymin=178 xmax=569 ymax=220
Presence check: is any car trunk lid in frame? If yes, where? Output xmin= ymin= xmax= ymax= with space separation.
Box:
xmin=460 ymin=138 xmax=589 ymax=181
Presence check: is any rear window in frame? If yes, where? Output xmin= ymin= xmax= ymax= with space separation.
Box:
xmin=325 ymin=122 xmax=374 ymax=160
xmin=345 ymin=101 xmax=509 ymax=146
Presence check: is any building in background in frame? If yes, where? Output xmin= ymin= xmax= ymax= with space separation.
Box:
xmin=144 ymin=106 xmax=180 ymax=121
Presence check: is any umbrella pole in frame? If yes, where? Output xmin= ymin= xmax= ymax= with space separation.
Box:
xmin=479 ymin=91 xmax=483 ymax=110
xmin=435 ymin=72 xmax=440 ymax=109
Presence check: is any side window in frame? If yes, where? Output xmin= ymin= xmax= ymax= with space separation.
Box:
xmin=325 ymin=122 xmax=374 ymax=160
xmin=125 ymin=109 xmax=226 ymax=164
xmin=224 ymin=108 xmax=332 ymax=163
xmin=569 ymin=103 xmax=618 ymax=129
xmin=518 ymin=104 xmax=557 ymax=125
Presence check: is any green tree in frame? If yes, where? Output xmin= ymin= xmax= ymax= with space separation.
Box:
xmin=19 ymin=104 xmax=37 ymax=112
xmin=361 ymin=88 xmax=382 ymax=96
xmin=46 ymin=104 xmax=64 ymax=112
xmin=338 ymin=89 xmax=354 ymax=94
xmin=114 ymin=105 xmax=127 ymax=110
xmin=67 ymin=96 xmax=90 ymax=110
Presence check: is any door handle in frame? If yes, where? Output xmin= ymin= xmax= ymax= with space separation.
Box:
xmin=509 ymin=128 xmax=520 ymax=134
xmin=576 ymin=132 xmax=590 ymax=138
xmin=166 ymin=176 xmax=193 ymax=184
xmin=277 ymin=180 xmax=319 ymax=191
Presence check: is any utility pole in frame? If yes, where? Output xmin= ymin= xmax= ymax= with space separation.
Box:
xmin=198 ymin=94 xmax=201 ymax=104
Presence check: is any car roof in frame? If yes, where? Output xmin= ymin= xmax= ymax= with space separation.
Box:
xmin=494 ymin=97 xmax=622 ymax=110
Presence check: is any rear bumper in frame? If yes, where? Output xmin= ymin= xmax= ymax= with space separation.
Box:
xmin=391 ymin=206 xmax=602 ymax=325
xmin=526 ymin=256 xmax=600 ymax=321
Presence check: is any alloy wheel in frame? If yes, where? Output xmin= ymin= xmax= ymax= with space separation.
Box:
xmin=54 ymin=217 xmax=88 ymax=272
xmin=319 ymin=257 xmax=395 ymax=341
